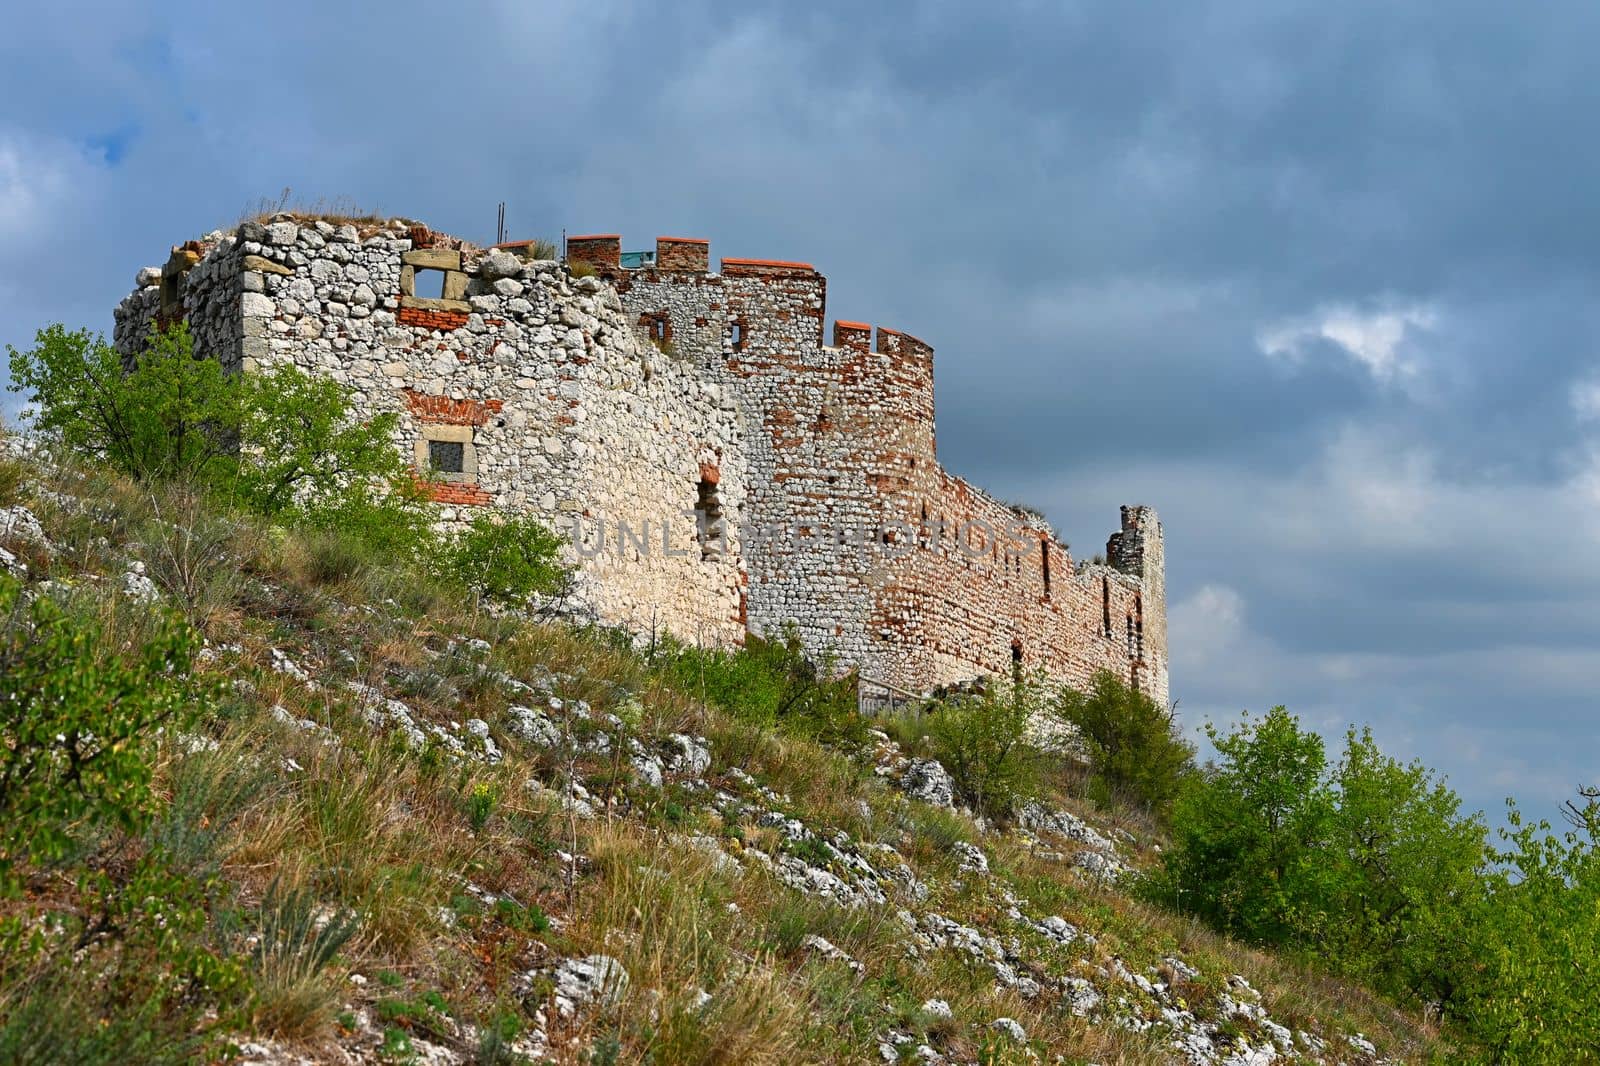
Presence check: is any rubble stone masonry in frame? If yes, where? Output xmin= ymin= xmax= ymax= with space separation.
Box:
xmin=116 ymin=218 xmax=1167 ymax=705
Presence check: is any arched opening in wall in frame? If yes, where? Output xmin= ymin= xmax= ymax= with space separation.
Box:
xmin=1101 ymin=577 xmax=1112 ymax=638
xmin=730 ymin=321 xmax=746 ymax=352
xmin=1041 ymin=540 xmax=1052 ymax=599
xmin=1011 ymin=639 xmax=1023 ymax=690
xmin=694 ymin=477 xmax=724 ymax=562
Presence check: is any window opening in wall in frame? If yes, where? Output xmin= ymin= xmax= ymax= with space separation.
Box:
xmin=414 ymin=268 xmax=446 ymax=300
xmin=1101 ymin=577 xmax=1112 ymax=637
xmin=1134 ymin=593 xmax=1144 ymax=659
xmin=1041 ymin=540 xmax=1051 ymax=598
xmin=1011 ymin=640 xmax=1024 ymax=689
xmin=694 ymin=478 xmax=725 ymax=562
xmin=428 ymin=439 xmax=465 ymax=474
xmin=730 ymin=322 xmax=745 ymax=351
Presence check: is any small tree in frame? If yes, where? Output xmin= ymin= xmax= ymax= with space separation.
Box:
xmin=233 ymin=365 xmax=410 ymax=517
xmin=1146 ymin=707 xmax=1334 ymax=945
xmin=7 ymin=323 xmax=242 ymax=484
xmin=9 ymin=322 xmax=440 ymax=555
xmin=1053 ymin=669 xmax=1195 ymax=816
xmin=1321 ymin=727 xmax=1486 ymax=1002
xmin=927 ymin=677 xmax=1044 ymax=822
xmin=443 ymin=512 xmax=572 ymax=610
xmin=1449 ymin=791 xmax=1600 ymax=1058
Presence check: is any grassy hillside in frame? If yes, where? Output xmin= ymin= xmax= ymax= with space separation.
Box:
xmin=0 ymin=444 xmax=1449 ymax=1065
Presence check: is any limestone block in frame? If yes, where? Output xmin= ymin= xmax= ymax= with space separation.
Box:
xmin=402 ymin=248 xmax=462 ymax=270
xmin=442 ymin=270 xmax=469 ymax=301
xmin=241 ymin=254 xmax=293 ymax=277
xmin=265 ymin=221 xmax=299 ymax=246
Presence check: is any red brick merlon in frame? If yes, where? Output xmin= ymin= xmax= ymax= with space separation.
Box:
xmin=402 ymin=389 xmax=505 ymax=427
xmin=833 ymin=320 xmax=872 ymax=352
xmin=657 ymin=237 xmax=710 ymax=272
xmin=566 ymin=234 xmax=620 ymax=271
xmin=876 ymin=326 xmax=934 ymax=359
xmin=721 ymin=257 xmax=818 ymax=278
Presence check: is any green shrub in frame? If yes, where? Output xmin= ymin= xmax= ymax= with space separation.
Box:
xmin=443 ymin=511 xmax=571 ymax=609
xmin=926 ymin=679 xmax=1043 ymax=822
xmin=8 ymin=322 xmax=439 ymax=557
xmin=0 ymin=575 xmax=212 ymax=886
xmin=1451 ymin=790 xmax=1600 ymax=1058
xmin=656 ymin=627 xmax=863 ymax=745
xmin=1053 ymin=669 xmax=1195 ymax=817
xmin=233 ymin=363 xmax=414 ymax=517
xmin=0 ymin=858 xmax=241 ymax=1065
xmin=1143 ymin=707 xmax=1332 ymax=946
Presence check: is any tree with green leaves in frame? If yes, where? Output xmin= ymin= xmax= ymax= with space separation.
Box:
xmin=1449 ymin=790 xmax=1600 ymax=1060
xmin=928 ymin=675 xmax=1044 ymax=821
xmin=1053 ymin=669 xmax=1195 ymax=817
xmin=7 ymin=323 xmax=438 ymax=551
xmin=1320 ymin=727 xmax=1486 ymax=1003
xmin=1145 ymin=706 xmax=1334 ymax=945
xmin=7 ymin=323 xmax=242 ymax=485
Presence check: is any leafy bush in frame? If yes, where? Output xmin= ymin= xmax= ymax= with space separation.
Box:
xmin=8 ymin=323 xmax=439 ymax=554
xmin=1444 ymin=789 xmax=1600 ymax=1059
xmin=0 ymin=856 xmax=241 ymax=1065
xmin=1053 ymin=669 xmax=1194 ymax=817
xmin=443 ymin=511 xmax=571 ymax=609
xmin=1143 ymin=707 xmax=1334 ymax=945
xmin=232 ymin=364 xmax=412 ymax=518
xmin=926 ymin=679 xmax=1043 ymax=822
xmin=656 ymin=627 xmax=863 ymax=745
xmin=0 ymin=575 xmax=211 ymax=886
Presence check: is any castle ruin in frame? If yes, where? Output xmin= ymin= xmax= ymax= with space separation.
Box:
xmin=115 ymin=218 xmax=1167 ymax=706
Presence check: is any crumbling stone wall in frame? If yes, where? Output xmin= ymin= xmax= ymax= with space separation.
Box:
xmin=115 ymin=219 xmax=746 ymax=647
xmin=115 ymin=221 xmax=1167 ymax=705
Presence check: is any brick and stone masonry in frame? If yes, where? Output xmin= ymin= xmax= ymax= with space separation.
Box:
xmin=115 ymin=218 xmax=1167 ymax=706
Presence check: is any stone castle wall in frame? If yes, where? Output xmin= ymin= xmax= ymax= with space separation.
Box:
xmin=115 ymin=218 xmax=1168 ymax=705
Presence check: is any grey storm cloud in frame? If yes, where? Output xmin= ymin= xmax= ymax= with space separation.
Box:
xmin=3 ymin=0 xmax=1600 ymax=821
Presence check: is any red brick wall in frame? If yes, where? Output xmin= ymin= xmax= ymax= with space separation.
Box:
xmin=403 ymin=390 xmax=504 ymax=426
xmin=397 ymin=305 xmax=468 ymax=331
xmin=833 ymin=320 xmax=871 ymax=352
xmin=425 ymin=482 xmax=492 ymax=506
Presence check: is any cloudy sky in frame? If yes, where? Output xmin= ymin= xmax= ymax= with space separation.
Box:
xmin=4 ymin=1 xmax=1598 ymax=824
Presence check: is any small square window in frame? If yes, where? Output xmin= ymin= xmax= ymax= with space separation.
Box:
xmin=429 ymin=439 xmax=465 ymax=473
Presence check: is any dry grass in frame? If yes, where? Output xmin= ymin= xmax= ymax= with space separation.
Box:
xmin=239 ymin=187 xmax=388 ymax=229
